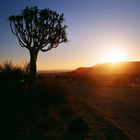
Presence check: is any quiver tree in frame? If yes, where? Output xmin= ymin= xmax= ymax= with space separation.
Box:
xmin=8 ymin=6 xmax=67 ymax=92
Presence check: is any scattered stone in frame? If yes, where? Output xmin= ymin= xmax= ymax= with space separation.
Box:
xmin=64 ymin=116 xmax=90 ymax=140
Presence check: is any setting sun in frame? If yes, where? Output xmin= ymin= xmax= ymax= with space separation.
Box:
xmin=101 ymin=51 xmax=128 ymax=63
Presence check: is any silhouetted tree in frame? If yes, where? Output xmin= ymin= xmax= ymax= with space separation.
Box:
xmin=8 ymin=6 xmax=67 ymax=92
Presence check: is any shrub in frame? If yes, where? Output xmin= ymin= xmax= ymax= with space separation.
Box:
xmin=0 ymin=60 xmax=29 ymax=95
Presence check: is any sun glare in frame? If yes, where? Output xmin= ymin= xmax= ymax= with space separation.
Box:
xmin=102 ymin=51 xmax=128 ymax=63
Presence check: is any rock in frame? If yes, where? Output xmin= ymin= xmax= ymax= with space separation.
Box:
xmin=64 ymin=116 xmax=89 ymax=140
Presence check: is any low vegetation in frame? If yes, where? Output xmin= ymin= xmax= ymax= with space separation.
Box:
xmin=0 ymin=61 xmax=130 ymax=140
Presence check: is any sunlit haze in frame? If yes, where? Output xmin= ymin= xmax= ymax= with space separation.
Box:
xmin=100 ymin=50 xmax=128 ymax=63
xmin=0 ymin=0 xmax=140 ymax=71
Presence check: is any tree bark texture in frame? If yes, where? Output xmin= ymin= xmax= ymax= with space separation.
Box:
xmin=28 ymin=50 xmax=38 ymax=93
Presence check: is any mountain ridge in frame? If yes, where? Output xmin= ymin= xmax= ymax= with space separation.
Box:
xmin=73 ymin=61 xmax=140 ymax=75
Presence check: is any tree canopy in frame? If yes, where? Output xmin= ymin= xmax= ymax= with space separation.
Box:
xmin=9 ymin=6 xmax=68 ymax=52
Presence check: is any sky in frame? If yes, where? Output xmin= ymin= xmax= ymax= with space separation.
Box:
xmin=1 ymin=0 xmax=140 ymax=71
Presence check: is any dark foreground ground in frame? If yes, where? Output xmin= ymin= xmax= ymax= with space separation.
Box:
xmin=66 ymin=80 xmax=140 ymax=140
xmin=0 ymin=73 xmax=133 ymax=140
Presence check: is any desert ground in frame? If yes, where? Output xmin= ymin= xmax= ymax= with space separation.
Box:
xmin=1 ymin=71 xmax=139 ymax=139
xmin=65 ymin=78 xmax=140 ymax=140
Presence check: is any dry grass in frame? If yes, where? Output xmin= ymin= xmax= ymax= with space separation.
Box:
xmin=0 ymin=64 xmax=131 ymax=139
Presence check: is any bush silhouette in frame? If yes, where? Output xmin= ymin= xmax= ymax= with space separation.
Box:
xmin=0 ymin=60 xmax=29 ymax=94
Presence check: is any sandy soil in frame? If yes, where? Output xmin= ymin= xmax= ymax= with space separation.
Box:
xmin=67 ymin=80 xmax=140 ymax=140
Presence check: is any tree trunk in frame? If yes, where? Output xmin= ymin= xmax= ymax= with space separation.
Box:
xmin=28 ymin=50 xmax=38 ymax=93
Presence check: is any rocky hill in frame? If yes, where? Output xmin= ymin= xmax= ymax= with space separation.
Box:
xmin=73 ymin=61 xmax=140 ymax=75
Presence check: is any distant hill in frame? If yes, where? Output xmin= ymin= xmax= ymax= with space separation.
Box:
xmin=73 ymin=61 xmax=140 ymax=75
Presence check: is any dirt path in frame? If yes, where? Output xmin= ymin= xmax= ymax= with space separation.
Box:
xmin=67 ymin=80 xmax=140 ymax=140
